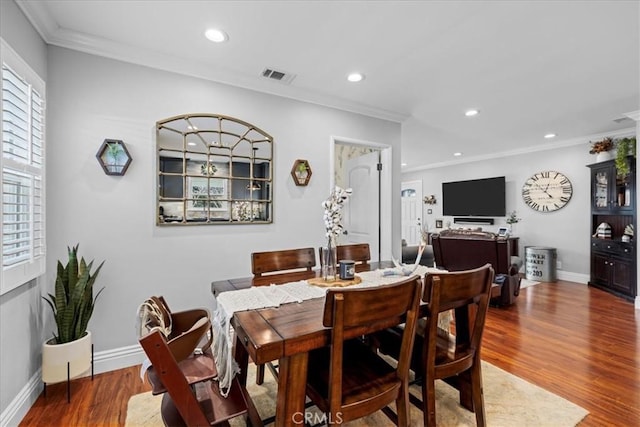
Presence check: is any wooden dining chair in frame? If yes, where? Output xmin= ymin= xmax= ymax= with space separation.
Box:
xmin=305 ymin=275 xmax=422 ymax=426
xmin=318 ymin=243 xmax=371 ymax=266
xmin=139 ymin=328 xmax=263 ymax=427
xmin=250 ymin=247 xmax=316 ymax=384
xmin=251 ymin=247 xmax=316 ymax=277
xmin=417 ymin=264 xmax=494 ymax=426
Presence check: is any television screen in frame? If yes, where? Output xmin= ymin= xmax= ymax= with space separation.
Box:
xmin=442 ymin=176 xmax=506 ymax=217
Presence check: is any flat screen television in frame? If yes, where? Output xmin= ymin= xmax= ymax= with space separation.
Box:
xmin=442 ymin=176 xmax=506 ymax=217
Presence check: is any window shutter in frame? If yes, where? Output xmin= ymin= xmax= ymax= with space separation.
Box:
xmin=1 ymin=39 xmax=46 ymax=294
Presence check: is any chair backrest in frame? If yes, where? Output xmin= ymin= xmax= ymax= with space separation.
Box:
xmin=318 ymin=243 xmax=371 ymax=266
xmin=322 ymin=276 xmax=422 ymax=417
xmin=139 ymin=328 xmax=251 ymax=426
xmin=422 ymin=264 xmax=494 ymax=373
xmin=251 ymin=247 xmax=316 ymax=277
xmin=432 ymin=232 xmax=512 ymax=274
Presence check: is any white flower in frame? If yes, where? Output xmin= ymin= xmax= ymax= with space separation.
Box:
xmin=322 ymin=186 xmax=352 ymax=243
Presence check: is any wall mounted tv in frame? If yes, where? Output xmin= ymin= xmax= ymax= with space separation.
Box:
xmin=442 ymin=176 xmax=506 ymax=217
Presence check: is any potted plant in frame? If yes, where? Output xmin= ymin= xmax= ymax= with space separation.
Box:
xmin=589 ymin=137 xmax=615 ymax=162
xmin=105 ymin=142 xmax=122 ymax=173
xmin=506 ymin=210 xmax=521 ymax=234
xmin=615 ymin=136 xmax=636 ymax=178
xmin=42 ymin=245 xmax=105 ymax=384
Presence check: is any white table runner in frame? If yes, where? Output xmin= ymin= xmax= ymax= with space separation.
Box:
xmin=212 ymin=265 xmax=440 ymax=395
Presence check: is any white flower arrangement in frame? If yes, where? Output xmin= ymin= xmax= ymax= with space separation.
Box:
xmin=322 ymin=186 xmax=352 ymax=244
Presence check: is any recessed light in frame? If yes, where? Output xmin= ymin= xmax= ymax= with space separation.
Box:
xmin=205 ymin=28 xmax=228 ymax=43
xmin=187 ymin=142 xmax=196 ymax=146
xmin=401 ymin=162 xmax=407 ymax=167
xmin=347 ymin=72 xmax=365 ymax=82
xmin=544 ymin=133 xmax=556 ymax=139
xmin=453 ymin=152 xmax=463 ymax=157
xmin=465 ymin=109 xmax=479 ymax=117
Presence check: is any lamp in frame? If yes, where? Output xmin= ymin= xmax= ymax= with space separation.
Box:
xmin=247 ymin=182 xmax=261 ymax=191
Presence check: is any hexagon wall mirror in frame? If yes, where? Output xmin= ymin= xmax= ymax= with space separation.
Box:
xmin=96 ymin=139 xmax=132 ymax=176
xmin=291 ymin=159 xmax=312 ymax=186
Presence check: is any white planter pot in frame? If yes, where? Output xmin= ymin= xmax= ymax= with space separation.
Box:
xmin=596 ymin=150 xmax=615 ymax=162
xmin=42 ymin=331 xmax=92 ymax=384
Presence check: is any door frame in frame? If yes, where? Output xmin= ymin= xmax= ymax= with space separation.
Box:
xmin=330 ymin=135 xmax=392 ymax=262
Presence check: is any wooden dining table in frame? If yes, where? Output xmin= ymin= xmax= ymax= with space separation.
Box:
xmin=210 ymin=262 xmax=482 ymax=426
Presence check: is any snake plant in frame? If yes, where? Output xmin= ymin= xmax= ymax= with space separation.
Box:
xmin=42 ymin=245 xmax=105 ymax=344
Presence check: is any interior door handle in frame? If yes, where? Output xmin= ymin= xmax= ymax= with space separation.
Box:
xmin=343 ymin=230 xmax=348 ymax=235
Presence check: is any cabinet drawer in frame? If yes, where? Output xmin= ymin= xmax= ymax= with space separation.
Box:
xmin=591 ymin=239 xmax=634 ymax=257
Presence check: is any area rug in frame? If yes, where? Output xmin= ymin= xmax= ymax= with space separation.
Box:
xmin=126 ymin=361 xmax=588 ymax=426
xmin=519 ymin=278 xmax=541 ymax=290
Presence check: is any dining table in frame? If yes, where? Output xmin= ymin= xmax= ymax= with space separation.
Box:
xmin=210 ymin=261 xmax=481 ymax=426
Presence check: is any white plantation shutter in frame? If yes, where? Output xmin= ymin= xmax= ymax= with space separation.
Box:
xmin=1 ymin=39 xmax=46 ymax=294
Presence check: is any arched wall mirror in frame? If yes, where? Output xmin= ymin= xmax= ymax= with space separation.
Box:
xmin=156 ymin=113 xmax=273 ymax=225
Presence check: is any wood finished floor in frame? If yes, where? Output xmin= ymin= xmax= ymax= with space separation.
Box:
xmin=20 ymin=280 xmax=639 ymax=426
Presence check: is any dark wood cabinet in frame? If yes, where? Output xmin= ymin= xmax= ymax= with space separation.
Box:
xmin=587 ymin=156 xmax=636 ymax=300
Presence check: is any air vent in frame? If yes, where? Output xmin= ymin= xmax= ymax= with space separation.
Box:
xmin=261 ymin=67 xmax=296 ymax=85
xmin=613 ymin=116 xmax=632 ymax=123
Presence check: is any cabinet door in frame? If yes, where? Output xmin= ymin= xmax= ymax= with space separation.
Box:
xmin=591 ymin=164 xmax=612 ymax=211
xmin=590 ymin=252 xmax=610 ymax=286
xmin=610 ymin=256 xmax=634 ymax=295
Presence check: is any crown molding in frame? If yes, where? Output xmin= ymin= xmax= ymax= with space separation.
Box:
xmin=15 ymin=1 xmax=408 ymax=123
xmin=404 ymin=127 xmax=636 ymax=173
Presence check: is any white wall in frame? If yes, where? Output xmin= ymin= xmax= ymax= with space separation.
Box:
xmin=0 ymin=0 xmax=48 ymax=422
xmin=45 ymin=46 xmax=401 ymax=354
xmin=401 ymin=143 xmax=603 ymax=282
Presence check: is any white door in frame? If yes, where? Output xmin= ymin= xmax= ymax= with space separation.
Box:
xmin=401 ymin=180 xmax=423 ymax=246
xmin=342 ymin=151 xmax=380 ymax=262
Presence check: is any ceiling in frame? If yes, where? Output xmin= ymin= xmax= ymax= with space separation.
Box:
xmin=16 ymin=0 xmax=640 ymax=169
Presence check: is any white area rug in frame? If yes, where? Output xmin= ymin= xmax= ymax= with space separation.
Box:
xmin=126 ymin=361 xmax=588 ymax=426
xmin=520 ymin=279 xmax=541 ymax=289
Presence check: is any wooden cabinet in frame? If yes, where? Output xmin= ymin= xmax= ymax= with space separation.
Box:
xmin=587 ymin=156 xmax=636 ymax=300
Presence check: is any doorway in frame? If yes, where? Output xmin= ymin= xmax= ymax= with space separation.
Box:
xmin=330 ymin=136 xmax=392 ymax=263
xmin=401 ymin=180 xmax=423 ymax=246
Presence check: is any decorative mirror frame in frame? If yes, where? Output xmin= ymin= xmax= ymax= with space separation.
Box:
xmin=156 ymin=113 xmax=273 ymax=225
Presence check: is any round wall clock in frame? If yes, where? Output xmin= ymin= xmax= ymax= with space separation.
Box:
xmin=522 ymin=171 xmax=572 ymax=212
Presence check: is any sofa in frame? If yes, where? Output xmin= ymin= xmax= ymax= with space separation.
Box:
xmin=401 ymin=241 xmax=435 ymax=267
xmin=431 ymin=229 xmax=523 ymax=306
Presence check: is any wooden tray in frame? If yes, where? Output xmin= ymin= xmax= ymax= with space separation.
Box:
xmin=307 ymin=275 xmax=362 ymax=288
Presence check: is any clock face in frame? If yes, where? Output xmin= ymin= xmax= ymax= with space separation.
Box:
xmin=522 ymin=171 xmax=572 ymax=212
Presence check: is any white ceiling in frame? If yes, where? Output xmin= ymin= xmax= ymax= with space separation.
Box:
xmin=16 ymin=0 xmax=640 ymax=169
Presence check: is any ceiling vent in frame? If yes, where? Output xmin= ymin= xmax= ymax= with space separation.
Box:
xmin=613 ymin=116 xmax=632 ymax=123
xmin=261 ymin=67 xmax=296 ymax=85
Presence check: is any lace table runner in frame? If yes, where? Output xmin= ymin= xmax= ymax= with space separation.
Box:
xmin=212 ymin=265 xmax=442 ymax=395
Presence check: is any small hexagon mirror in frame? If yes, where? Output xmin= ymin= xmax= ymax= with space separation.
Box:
xmin=291 ymin=159 xmax=311 ymax=186
xmin=96 ymin=139 xmax=132 ymax=176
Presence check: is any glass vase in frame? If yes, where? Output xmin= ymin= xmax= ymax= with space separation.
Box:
xmin=322 ymin=241 xmax=337 ymax=282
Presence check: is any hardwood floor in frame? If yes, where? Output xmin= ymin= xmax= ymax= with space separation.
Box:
xmin=20 ymin=280 xmax=639 ymax=426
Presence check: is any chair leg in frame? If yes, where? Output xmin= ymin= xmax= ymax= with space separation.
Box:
xmin=256 ymin=364 xmax=265 ymax=385
xmin=396 ymin=383 xmax=410 ymax=427
xmin=471 ymin=361 xmax=486 ymax=427
xmin=422 ymin=378 xmax=437 ymax=426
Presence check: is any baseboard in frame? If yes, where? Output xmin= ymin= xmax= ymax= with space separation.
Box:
xmin=556 ymin=271 xmax=589 ymax=284
xmin=0 ymin=370 xmax=41 ymax=427
xmin=0 ymin=344 xmax=146 ymax=427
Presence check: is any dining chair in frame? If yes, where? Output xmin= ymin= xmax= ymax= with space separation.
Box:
xmin=418 ymin=264 xmax=494 ymax=426
xmin=305 ymin=275 xmax=422 ymax=426
xmin=250 ymin=247 xmax=316 ymax=384
xmin=251 ymin=247 xmax=316 ymax=277
xmin=139 ymin=327 xmax=263 ymax=426
xmin=318 ymin=243 xmax=371 ymax=266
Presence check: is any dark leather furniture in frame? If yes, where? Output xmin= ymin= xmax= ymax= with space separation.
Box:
xmin=431 ymin=229 xmax=522 ymax=306
xmin=401 ymin=243 xmax=435 ymax=267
